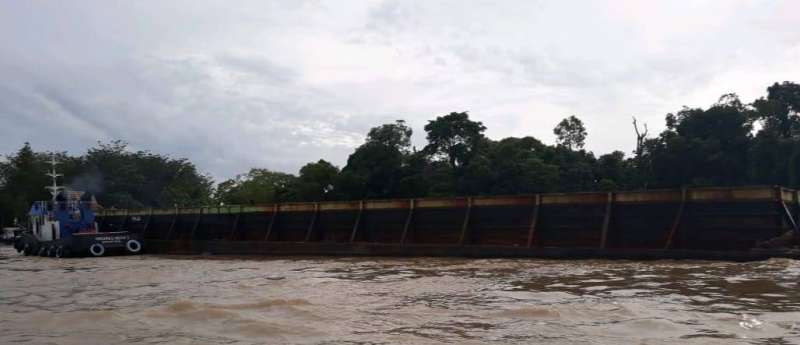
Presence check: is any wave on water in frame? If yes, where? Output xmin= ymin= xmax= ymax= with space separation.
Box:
xmin=494 ymin=307 xmax=561 ymax=319
xmin=143 ymin=298 xmax=325 ymax=340
xmin=146 ymin=298 xmax=314 ymax=320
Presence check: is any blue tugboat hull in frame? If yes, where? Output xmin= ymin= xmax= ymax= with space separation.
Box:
xmin=16 ymin=232 xmax=143 ymax=258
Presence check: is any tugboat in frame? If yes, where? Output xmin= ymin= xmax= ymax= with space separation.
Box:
xmin=13 ymin=157 xmax=143 ymax=258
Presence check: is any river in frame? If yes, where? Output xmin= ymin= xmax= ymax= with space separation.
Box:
xmin=1 ymin=245 xmax=799 ymax=344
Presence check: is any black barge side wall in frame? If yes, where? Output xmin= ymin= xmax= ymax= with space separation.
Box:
xmin=94 ymin=186 xmax=800 ymax=259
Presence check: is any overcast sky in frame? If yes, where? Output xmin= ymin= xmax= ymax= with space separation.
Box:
xmin=1 ymin=1 xmax=798 ymax=181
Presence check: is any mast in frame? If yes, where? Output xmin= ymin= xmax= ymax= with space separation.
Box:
xmin=45 ymin=155 xmax=63 ymax=202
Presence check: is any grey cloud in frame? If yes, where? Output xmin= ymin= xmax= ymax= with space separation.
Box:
xmin=214 ymin=55 xmax=298 ymax=85
xmin=1 ymin=0 xmax=798 ymax=181
xmin=0 ymin=51 xmax=366 ymax=180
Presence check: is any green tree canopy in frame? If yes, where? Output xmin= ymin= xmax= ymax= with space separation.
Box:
xmin=752 ymin=82 xmax=800 ymax=138
xmin=0 ymin=143 xmax=49 ymax=225
xmin=74 ymin=141 xmax=213 ymax=208
xmin=0 ymin=141 xmax=214 ymax=225
xmin=648 ymin=96 xmax=752 ymax=187
xmin=553 ymin=115 xmax=587 ymax=150
xmin=423 ymin=112 xmax=486 ymax=169
xmin=215 ymin=168 xmax=296 ymax=204
xmin=295 ymin=160 xmax=339 ymax=201
xmin=335 ymin=120 xmax=417 ymax=199
xmin=748 ymin=82 xmax=800 ymax=186
xmin=365 ymin=120 xmax=413 ymax=153
xmin=462 ymin=137 xmax=559 ymax=195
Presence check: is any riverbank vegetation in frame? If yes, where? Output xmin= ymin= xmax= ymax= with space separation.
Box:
xmin=1 ymin=81 xmax=798 ymax=225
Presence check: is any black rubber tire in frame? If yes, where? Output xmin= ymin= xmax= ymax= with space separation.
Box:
xmin=23 ymin=243 xmax=32 ymax=256
xmin=89 ymin=243 xmax=105 ymax=257
xmin=48 ymin=246 xmax=57 ymax=257
xmin=55 ymin=246 xmax=64 ymax=258
xmin=125 ymin=239 xmax=142 ymax=254
xmin=38 ymin=246 xmax=48 ymax=257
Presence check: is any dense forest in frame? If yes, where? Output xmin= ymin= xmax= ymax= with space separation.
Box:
xmin=1 ymin=81 xmax=799 ymax=226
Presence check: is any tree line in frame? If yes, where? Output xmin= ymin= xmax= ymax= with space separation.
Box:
xmin=1 ymin=81 xmax=798 ymax=225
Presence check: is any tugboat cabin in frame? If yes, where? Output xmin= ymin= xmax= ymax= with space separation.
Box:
xmin=28 ymin=191 xmax=99 ymax=242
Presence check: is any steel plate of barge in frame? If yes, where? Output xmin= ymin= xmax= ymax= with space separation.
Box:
xmin=96 ymin=185 xmax=800 ymax=261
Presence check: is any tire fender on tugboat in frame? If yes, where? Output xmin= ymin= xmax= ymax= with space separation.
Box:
xmin=125 ymin=239 xmax=142 ymax=254
xmin=89 ymin=243 xmax=105 ymax=257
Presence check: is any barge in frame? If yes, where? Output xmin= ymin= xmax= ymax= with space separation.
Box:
xmin=95 ymin=185 xmax=800 ymax=261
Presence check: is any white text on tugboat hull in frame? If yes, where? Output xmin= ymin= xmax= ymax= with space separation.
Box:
xmin=95 ymin=236 xmax=128 ymax=242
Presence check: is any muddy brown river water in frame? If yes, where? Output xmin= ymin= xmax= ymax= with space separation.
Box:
xmin=1 ymin=246 xmax=800 ymax=344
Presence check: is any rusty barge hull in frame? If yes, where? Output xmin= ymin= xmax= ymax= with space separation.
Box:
xmin=96 ymin=186 xmax=800 ymax=261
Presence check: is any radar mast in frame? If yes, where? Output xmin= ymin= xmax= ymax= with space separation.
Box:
xmin=44 ymin=155 xmax=63 ymax=202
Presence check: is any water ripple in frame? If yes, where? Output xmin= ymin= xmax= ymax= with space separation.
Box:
xmin=2 ymin=246 xmax=800 ymax=344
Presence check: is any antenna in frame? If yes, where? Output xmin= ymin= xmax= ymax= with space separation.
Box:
xmin=45 ymin=154 xmax=63 ymax=202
